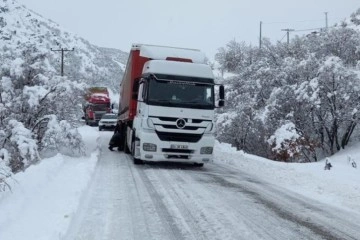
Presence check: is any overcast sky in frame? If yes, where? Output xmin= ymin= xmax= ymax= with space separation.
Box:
xmin=20 ymin=0 xmax=360 ymax=60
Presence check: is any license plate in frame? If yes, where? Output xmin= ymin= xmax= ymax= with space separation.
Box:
xmin=170 ymin=144 xmax=188 ymax=149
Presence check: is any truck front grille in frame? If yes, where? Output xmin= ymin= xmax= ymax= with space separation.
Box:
xmin=161 ymin=125 xmax=200 ymax=130
xmin=162 ymin=148 xmax=194 ymax=154
xmin=155 ymin=131 xmax=202 ymax=143
xmin=95 ymin=113 xmax=103 ymax=120
xmin=157 ymin=116 xmax=206 ymax=124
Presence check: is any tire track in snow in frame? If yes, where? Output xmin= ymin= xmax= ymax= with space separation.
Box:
xmin=145 ymin=167 xmax=212 ymax=240
xmin=142 ymin=164 xmax=273 ymax=240
xmin=148 ymin=164 xmax=320 ymax=239
xmin=169 ymin=167 xmax=280 ymax=240
xmin=207 ymin=163 xmax=360 ymax=240
xmin=126 ymin=155 xmax=186 ymax=240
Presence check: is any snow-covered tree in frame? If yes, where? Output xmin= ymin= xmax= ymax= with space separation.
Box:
xmin=0 ymin=44 xmax=86 ymax=173
xmin=0 ymin=147 xmax=11 ymax=192
xmin=216 ymin=17 xmax=360 ymax=162
xmin=313 ymin=56 xmax=360 ymax=154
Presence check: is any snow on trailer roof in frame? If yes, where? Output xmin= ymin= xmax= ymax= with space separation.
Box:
xmin=133 ymin=43 xmax=207 ymax=64
xmin=143 ymin=60 xmax=214 ymax=79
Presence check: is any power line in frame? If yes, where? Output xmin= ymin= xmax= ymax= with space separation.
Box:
xmin=262 ymin=16 xmax=350 ymax=26
xmin=294 ymin=27 xmax=323 ymax=32
xmin=263 ymin=19 xmax=324 ymax=25
xmin=294 ymin=25 xmax=337 ymax=33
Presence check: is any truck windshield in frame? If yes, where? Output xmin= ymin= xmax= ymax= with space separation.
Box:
xmin=91 ymin=103 xmax=110 ymax=111
xmin=147 ymin=77 xmax=214 ymax=109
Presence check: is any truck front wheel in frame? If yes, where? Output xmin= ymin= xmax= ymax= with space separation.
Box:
xmin=131 ymin=137 xmax=143 ymax=165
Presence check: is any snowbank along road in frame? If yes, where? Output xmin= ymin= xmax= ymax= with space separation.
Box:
xmin=65 ymin=131 xmax=360 ymax=240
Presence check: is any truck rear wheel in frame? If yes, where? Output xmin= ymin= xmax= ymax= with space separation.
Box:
xmin=124 ymin=134 xmax=131 ymax=153
xmin=117 ymin=135 xmax=125 ymax=152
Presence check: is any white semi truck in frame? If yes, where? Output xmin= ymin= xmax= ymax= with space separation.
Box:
xmin=117 ymin=44 xmax=224 ymax=166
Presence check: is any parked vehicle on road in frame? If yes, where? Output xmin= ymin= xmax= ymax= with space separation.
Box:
xmin=98 ymin=113 xmax=118 ymax=131
xmin=117 ymin=44 xmax=225 ymax=166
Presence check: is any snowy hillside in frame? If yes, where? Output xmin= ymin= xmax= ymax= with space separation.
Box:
xmin=0 ymin=0 xmax=128 ymax=176
xmin=0 ymin=0 xmax=127 ymax=92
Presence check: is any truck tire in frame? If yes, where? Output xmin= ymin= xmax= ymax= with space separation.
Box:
xmin=117 ymin=134 xmax=125 ymax=152
xmin=124 ymin=134 xmax=131 ymax=154
xmin=131 ymin=135 xmax=143 ymax=165
xmin=116 ymin=123 xmax=126 ymax=152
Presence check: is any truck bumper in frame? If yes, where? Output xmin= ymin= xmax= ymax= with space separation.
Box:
xmin=137 ymin=130 xmax=214 ymax=164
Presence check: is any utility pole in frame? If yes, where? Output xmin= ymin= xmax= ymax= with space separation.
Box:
xmin=324 ymin=12 xmax=328 ymax=30
xmin=281 ymin=28 xmax=295 ymax=44
xmin=51 ymin=47 xmax=75 ymax=76
xmin=259 ymin=21 xmax=262 ymax=49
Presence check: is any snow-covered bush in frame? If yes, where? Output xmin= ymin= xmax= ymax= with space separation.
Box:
xmin=267 ymin=122 xmax=318 ymax=162
xmin=268 ymin=122 xmax=301 ymax=161
xmin=40 ymin=115 xmax=84 ymax=156
xmin=6 ymin=120 xmax=39 ymax=171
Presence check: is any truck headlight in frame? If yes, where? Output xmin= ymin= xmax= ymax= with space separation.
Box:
xmin=146 ymin=118 xmax=155 ymax=129
xmin=200 ymin=147 xmax=213 ymax=154
xmin=205 ymin=122 xmax=213 ymax=132
xmin=143 ymin=143 xmax=157 ymax=152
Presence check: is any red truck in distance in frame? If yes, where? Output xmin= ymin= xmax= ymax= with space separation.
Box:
xmin=83 ymin=87 xmax=111 ymax=126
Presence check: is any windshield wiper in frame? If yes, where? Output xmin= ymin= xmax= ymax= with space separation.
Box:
xmin=150 ymin=100 xmax=173 ymax=106
xmin=152 ymin=99 xmax=170 ymax=102
xmin=182 ymin=101 xmax=212 ymax=105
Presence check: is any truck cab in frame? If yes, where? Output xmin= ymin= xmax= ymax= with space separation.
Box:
xmin=118 ymin=44 xmax=224 ymax=166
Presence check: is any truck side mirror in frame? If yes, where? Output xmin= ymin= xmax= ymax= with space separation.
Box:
xmin=218 ymin=100 xmax=224 ymax=107
xmin=218 ymin=85 xmax=225 ymax=107
xmin=219 ymin=85 xmax=225 ymax=99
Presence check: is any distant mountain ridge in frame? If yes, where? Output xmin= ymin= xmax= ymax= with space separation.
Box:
xmin=0 ymin=0 xmax=127 ymax=93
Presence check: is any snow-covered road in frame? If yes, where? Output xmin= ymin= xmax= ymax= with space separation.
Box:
xmin=64 ymin=132 xmax=360 ymax=240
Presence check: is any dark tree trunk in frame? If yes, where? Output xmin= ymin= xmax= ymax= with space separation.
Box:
xmin=341 ymin=121 xmax=357 ymax=149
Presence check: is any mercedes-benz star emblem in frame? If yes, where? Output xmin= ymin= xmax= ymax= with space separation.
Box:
xmin=176 ymin=118 xmax=186 ymax=129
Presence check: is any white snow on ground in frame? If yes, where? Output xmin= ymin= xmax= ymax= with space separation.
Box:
xmin=214 ymin=141 xmax=360 ymax=214
xmin=0 ymin=128 xmax=359 ymax=239
xmin=0 ymin=126 xmax=99 ymax=240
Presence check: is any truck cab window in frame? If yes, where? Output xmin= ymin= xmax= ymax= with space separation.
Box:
xmin=141 ymin=79 xmax=148 ymax=101
xmin=147 ymin=76 xmax=215 ymax=110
